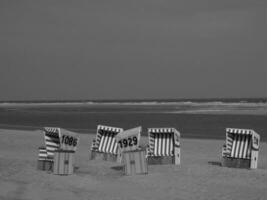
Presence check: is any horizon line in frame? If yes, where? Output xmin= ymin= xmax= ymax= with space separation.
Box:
xmin=0 ymin=97 xmax=267 ymax=103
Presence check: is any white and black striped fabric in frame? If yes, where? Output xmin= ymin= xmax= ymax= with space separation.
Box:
xmin=225 ymin=128 xmax=253 ymax=159
xmin=38 ymin=147 xmax=48 ymax=160
xmin=93 ymin=125 xmax=123 ymax=154
xmin=148 ymin=128 xmax=179 ymax=156
xmin=44 ymin=127 xmax=60 ymax=158
xmin=221 ymin=144 xmax=228 ymax=157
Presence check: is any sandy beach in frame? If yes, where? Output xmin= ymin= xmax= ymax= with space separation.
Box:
xmin=0 ymin=129 xmax=267 ymax=200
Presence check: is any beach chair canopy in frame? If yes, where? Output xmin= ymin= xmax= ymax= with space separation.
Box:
xmin=225 ymin=128 xmax=260 ymax=159
xmin=43 ymin=127 xmax=79 ymax=159
xmin=92 ymin=125 xmax=123 ymax=155
xmin=116 ymin=126 xmax=141 ymax=152
xmin=148 ymin=128 xmax=180 ymax=156
xmin=44 ymin=127 xmax=60 ymax=158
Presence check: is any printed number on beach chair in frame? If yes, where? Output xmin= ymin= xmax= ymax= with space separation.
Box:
xmin=116 ymin=126 xmax=141 ymax=153
xmin=60 ymin=129 xmax=79 ymax=151
xmin=90 ymin=125 xmax=123 ymax=162
xmin=221 ymin=128 xmax=260 ymax=169
xmin=146 ymin=128 xmax=181 ymax=165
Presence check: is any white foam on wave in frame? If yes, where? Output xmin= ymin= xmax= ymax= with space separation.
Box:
xmin=0 ymin=101 xmax=267 ymax=107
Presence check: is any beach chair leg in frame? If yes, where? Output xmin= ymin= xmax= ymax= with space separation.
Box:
xmin=174 ymin=147 xmax=181 ymax=165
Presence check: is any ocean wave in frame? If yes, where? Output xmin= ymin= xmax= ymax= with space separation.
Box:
xmin=0 ymin=100 xmax=267 ymax=107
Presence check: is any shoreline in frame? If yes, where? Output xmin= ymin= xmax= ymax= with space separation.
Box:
xmin=0 ymin=127 xmax=227 ymax=140
xmin=0 ymin=119 xmax=265 ymax=141
xmin=0 ymin=126 xmax=235 ymax=141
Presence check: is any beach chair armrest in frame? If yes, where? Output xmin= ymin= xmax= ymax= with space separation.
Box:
xmin=146 ymin=145 xmax=153 ymax=156
xmin=221 ymin=144 xmax=230 ymax=157
xmin=90 ymin=139 xmax=98 ymax=151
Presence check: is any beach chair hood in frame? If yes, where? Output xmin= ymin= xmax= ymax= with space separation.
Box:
xmin=147 ymin=128 xmax=181 ymax=165
xmin=116 ymin=126 xmax=141 ymax=152
xmin=43 ymin=127 xmax=79 ymax=158
xmin=92 ymin=125 xmax=124 ymax=154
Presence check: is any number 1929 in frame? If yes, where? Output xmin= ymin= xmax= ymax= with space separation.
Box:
xmin=118 ymin=136 xmax=138 ymax=148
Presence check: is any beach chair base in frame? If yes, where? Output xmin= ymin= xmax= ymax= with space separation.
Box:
xmin=122 ymin=150 xmax=148 ymax=176
xmin=53 ymin=150 xmax=74 ymax=175
xmin=90 ymin=151 xmax=120 ymax=162
xmin=147 ymin=156 xmax=174 ymax=165
xmin=37 ymin=159 xmax=53 ymax=171
xmin=221 ymin=157 xmax=251 ymax=169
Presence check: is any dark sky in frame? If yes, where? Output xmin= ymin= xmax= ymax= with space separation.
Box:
xmin=0 ymin=0 xmax=266 ymax=100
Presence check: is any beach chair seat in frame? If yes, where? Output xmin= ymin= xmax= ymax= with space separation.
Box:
xmin=221 ymin=128 xmax=260 ymax=169
xmin=146 ymin=128 xmax=181 ymax=165
xmin=90 ymin=125 xmax=123 ymax=162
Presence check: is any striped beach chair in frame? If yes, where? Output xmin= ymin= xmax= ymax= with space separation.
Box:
xmin=90 ymin=125 xmax=124 ymax=162
xmin=221 ymin=128 xmax=260 ymax=169
xmin=146 ymin=128 xmax=181 ymax=165
xmin=39 ymin=127 xmax=79 ymax=172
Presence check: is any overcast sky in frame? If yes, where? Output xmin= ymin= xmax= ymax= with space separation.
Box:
xmin=0 ymin=0 xmax=266 ymax=101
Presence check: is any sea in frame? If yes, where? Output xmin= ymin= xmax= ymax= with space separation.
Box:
xmin=0 ymin=98 xmax=267 ymax=141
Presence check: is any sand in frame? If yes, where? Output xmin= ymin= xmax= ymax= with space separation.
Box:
xmin=0 ymin=129 xmax=267 ymax=200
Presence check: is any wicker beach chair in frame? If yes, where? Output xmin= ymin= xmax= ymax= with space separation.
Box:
xmin=39 ymin=127 xmax=79 ymax=173
xmin=146 ymin=128 xmax=181 ymax=165
xmin=221 ymin=128 xmax=260 ymax=169
xmin=115 ymin=127 xmax=147 ymax=175
xmin=90 ymin=125 xmax=124 ymax=162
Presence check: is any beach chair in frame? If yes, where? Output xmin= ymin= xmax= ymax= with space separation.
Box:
xmin=40 ymin=127 xmax=79 ymax=173
xmin=90 ymin=125 xmax=124 ymax=162
xmin=146 ymin=128 xmax=181 ymax=165
xmin=221 ymin=128 xmax=260 ymax=169
xmin=115 ymin=127 xmax=147 ymax=175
